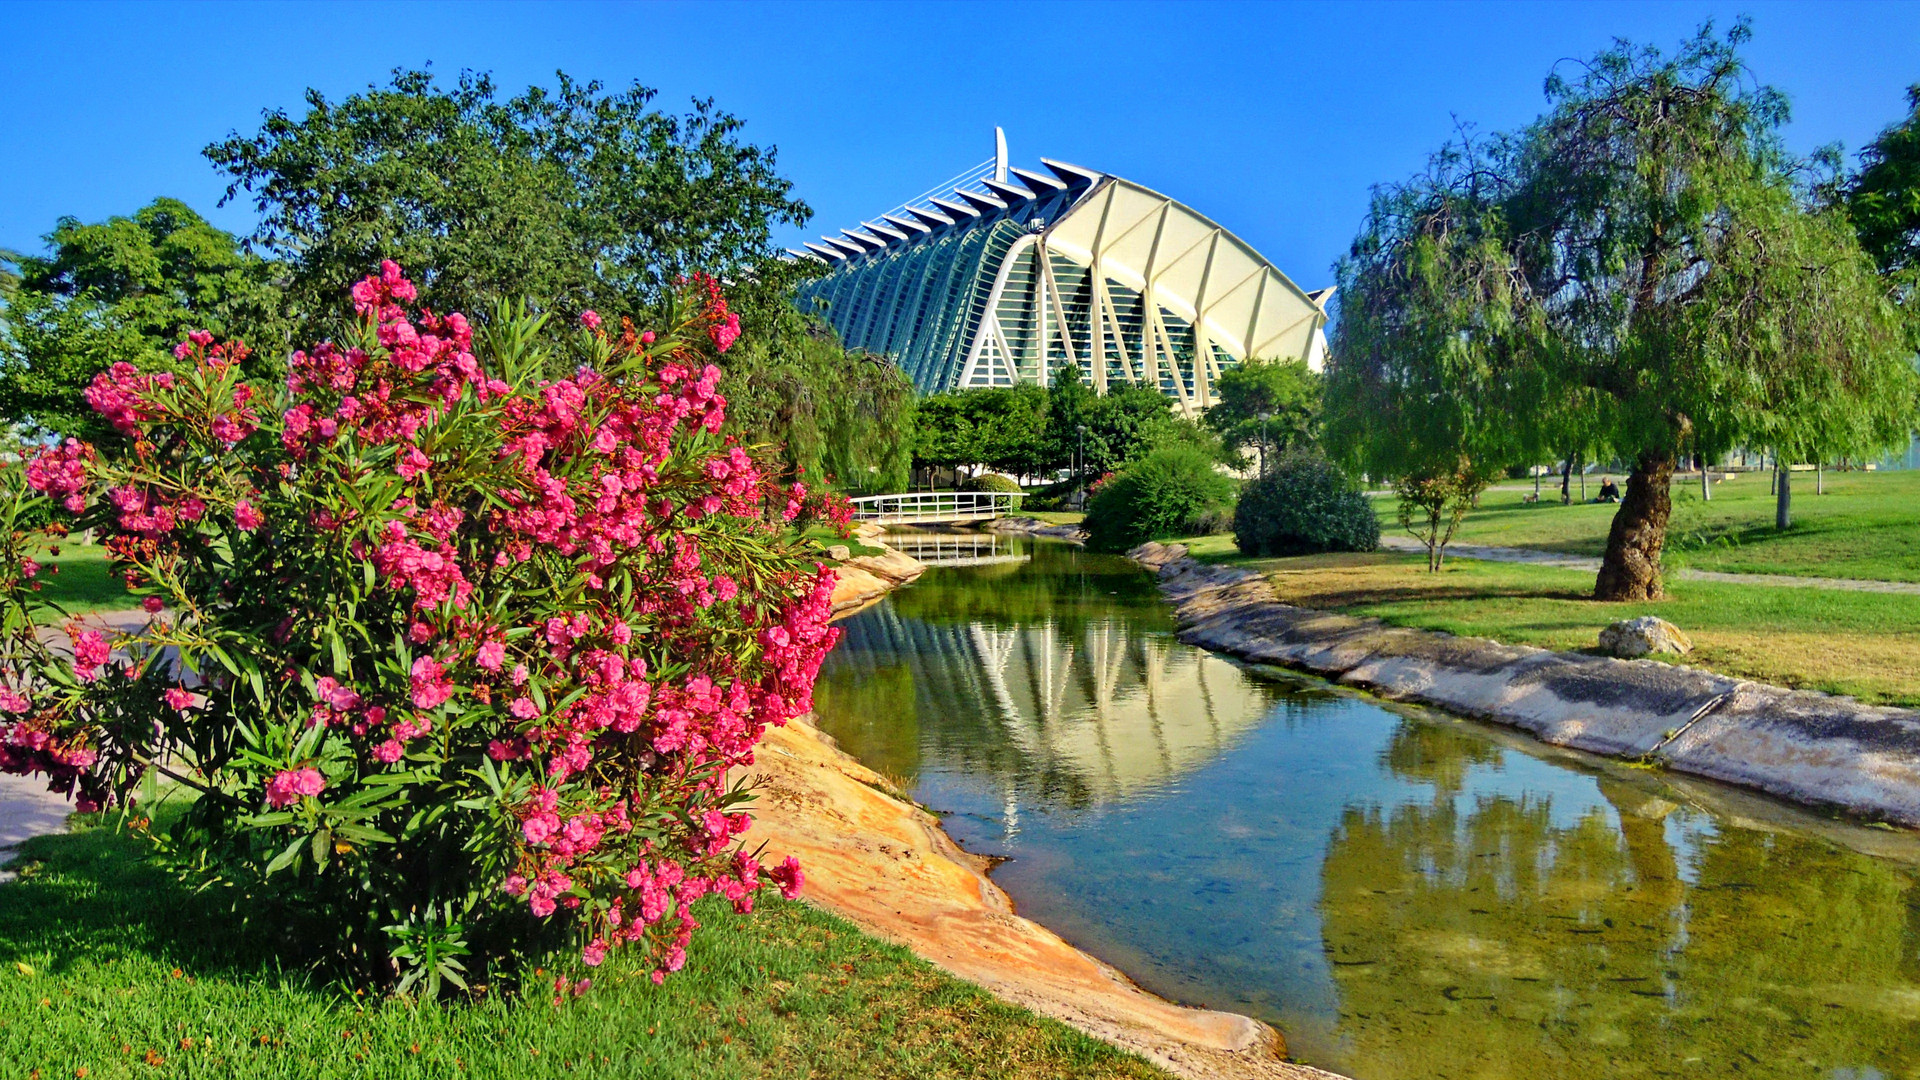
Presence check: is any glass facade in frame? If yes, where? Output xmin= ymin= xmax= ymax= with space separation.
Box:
xmin=794 ymin=160 xmax=1329 ymax=408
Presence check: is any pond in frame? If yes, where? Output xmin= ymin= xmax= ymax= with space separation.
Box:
xmin=812 ymin=535 xmax=1920 ymax=1080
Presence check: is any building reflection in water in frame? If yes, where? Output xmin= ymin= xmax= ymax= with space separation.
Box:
xmin=811 ymin=538 xmax=1920 ymax=1080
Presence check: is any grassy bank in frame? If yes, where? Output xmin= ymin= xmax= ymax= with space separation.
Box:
xmin=1181 ymin=538 xmax=1920 ymax=707
xmin=28 ymin=542 xmax=134 ymax=618
xmin=0 ymin=813 xmax=1166 ymax=1080
xmin=1401 ymin=468 xmax=1920 ymax=582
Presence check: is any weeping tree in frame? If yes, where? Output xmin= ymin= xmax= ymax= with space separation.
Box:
xmin=1326 ymin=134 xmax=1543 ymax=571
xmin=1504 ymin=22 xmax=1915 ymax=599
xmin=1335 ymin=22 xmax=1915 ymax=600
xmin=717 ymin=322 xmax=915 ymax=496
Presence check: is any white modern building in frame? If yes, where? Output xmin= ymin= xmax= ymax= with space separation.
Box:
xmin=791 ymin=130 xmax=1332 ymax=410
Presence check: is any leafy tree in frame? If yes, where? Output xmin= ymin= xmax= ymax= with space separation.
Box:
xmin=204 ymin=69 xmax=813 ymax=340
xmin=1334 ymin=23 xmax=1917 ymax=599
xmin=0 ymin=198 xmax=285 ymax=440
xmin=970 ymin=384 xmax=1051 ymax=478
xmin=911 ymin=392 xmax=979 ymax=483
xmin=1506 ymin=23 xmax=1914 ymax=598
xmin=1843 ymin=83 xmax=1920 ymax=279
xmin=717 ymin=322 xmax=913 ymax=496
xmin=1204 ymin=358 xmax=1321 ymax=472
xmin=1327 ymin=133 xmax=1538 ymax=570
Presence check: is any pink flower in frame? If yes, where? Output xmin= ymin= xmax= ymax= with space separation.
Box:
xmin=142 ymin=596 xmax=164 ymax=613
xmin=234 ymin=499 xmax=264 ymax=531
xmin=770 ymin=855 xmax=804 ymax=900
xmin=579 ymin=311 xmax=602 ymax=330
xmin=0 ymin=689 xmax=30 ymax=713
xmin=476 ymin=640 xmax=505 ymax=671
xmin=20 ymin=558 xmax=38 ymax=580
xmin=372 ymin=739 xmax=404 ymax=764
xmin=164 ymin=687 xmax=195 ymax=710
xmin=709 ymin=312 xmax=741 ymax=354
xmin=409 ymin=656 xmax=453 ymax=710
xmin=265 ymin=767 xmax=325 ymax=808
xmin=397 ymin=446 xmax=430 ymax=480
xmin=582 ymin=939 xmax=607 ymax=967
xmin=510 ymin=697 xmax=539 ymax=720
xmin=69 ymin=630 xmax=110 ymax=682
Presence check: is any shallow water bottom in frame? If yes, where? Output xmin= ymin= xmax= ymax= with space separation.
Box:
xmin=813 ymin=537 xmax=1920 ymax=1079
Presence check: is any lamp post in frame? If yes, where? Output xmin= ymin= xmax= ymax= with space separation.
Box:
xmin=1074 ymin=424 xmax=1088 ymax=508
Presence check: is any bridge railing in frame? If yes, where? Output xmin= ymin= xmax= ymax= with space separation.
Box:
xmin=848 ymin=490 xmax=1020 ymax=526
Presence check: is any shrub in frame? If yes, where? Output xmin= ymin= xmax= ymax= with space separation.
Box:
xmin=960 ymin=473 xmax=1022 ymax=494
xmin=1232 ymin=451 xmax=1379 ymax=557
xmin=1082 ymin=445 xmax=1235 ymax=552
xmin=0 ymin=263 xmax=847 ymax=996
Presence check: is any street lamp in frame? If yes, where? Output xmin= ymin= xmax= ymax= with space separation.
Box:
xmin=1074 ymin=424 xmax=1088 ymax=508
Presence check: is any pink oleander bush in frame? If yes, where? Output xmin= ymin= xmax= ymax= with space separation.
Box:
xmin=0 ymin=262 xmax=853 ymax=997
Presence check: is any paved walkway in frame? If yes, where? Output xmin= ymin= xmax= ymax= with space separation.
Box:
xmin=1377 ymin=535 xmax=1920 ymax=595
xmin=0 ymin=774 xmax=71 ymax=883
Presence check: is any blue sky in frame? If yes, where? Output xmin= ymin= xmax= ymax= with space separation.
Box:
xmin=3 ymin=0 xmax=1916 ymax=292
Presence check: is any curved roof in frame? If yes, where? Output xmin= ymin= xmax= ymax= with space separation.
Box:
xmin=791 ymin=144 xmax=1329 ymax=408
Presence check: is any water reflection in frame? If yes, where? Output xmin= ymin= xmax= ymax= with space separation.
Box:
xmin=813 ymin=539 xmax=1920 ymax=1079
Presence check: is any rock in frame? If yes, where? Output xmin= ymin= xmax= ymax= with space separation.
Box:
xmin=1598 ymin=616 xmax=1694 ymax=658
xmin=826 ymin=544 xmax=852 ymax=562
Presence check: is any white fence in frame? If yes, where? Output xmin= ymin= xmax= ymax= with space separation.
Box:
xmin=848 ymin=490 xmax=1020 ymax=526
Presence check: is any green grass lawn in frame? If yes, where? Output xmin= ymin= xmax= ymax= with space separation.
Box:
xmin=28 ymin=541 xmax=136 ymax=619
xmin=0 ymin=813 xmax=1166 ymax=1080
xmin=1399 ymin=468 xmax=1920 ymax=582
xmin=1019 ymin=511 xmax=1086 ymax=526
xmin=1181 ymin=537 xmax=1920 ymax=706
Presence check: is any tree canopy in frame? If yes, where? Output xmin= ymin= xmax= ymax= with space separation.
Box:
xmin=204 ymin=69 xmax=814 ymax=339
xmin=1329 ymin=21 xmax=1918 ymax=600
xmin=1843 ymin=84 xmax=1920 ymax=279
xmin=719 ymin=323 xmax=915 ymax=496
xmin=0 ymin=198 xmax=285 ymax=440
xmin=1203 ymin=357 xmax=1321 ymax=472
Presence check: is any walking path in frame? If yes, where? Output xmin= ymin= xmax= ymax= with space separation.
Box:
xmin=0 ymin=775 xmax=70 ymax=883
xmin=1377 ymin=535 xmax=1920 ymax=595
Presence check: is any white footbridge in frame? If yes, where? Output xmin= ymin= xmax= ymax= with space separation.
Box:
xmin=849 ymin=491 xmax=1021 ymax=527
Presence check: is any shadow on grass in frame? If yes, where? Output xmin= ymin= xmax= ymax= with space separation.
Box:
xmin=0 ymin=812 xmax=299 ymax=987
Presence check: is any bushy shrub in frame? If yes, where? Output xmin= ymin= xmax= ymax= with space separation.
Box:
xmin=960 ymin=473 xmax=1022 ymax=494
xmin=1233 ymin=451 xmax=1379 ymax=556
xmin=0 ymin=263 xmax=848 ymax=997
xmin=1082 ymin=445 xmax=1235 ymax=552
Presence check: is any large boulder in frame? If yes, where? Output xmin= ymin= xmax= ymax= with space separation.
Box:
xmin=1599 ymin=616 xmax=1694 ymax=658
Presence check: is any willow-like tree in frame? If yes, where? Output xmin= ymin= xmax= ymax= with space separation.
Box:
xmin=1334 ymin=23 xmax=1916 ymax=600
xmin=1505 ymin=23 xmax=1914 ymax=599
xmin=1326 ymin=135 xmax=1544 ymax=570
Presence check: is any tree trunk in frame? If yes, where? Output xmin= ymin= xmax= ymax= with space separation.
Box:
xmin=1776 ymin=465 xmax=1792 ymax=530
xmin=1701 ymin=456 xmax=1711 ymax=501
xmin=1595 ymin=451 xmax=1675 ymax=601
xmin=1534 ymin=467 xmax=1541 ymax=499
xmin=1816 ymin=462 xmax=1824 ymax=495
xmin=1579 ymin=457 xmax=1586 ymax=502
xmin=1560 ymin=458 xmax=1573 ymax=505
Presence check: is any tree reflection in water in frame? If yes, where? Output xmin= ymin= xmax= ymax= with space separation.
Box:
xmin=1322 ymin=723 xmax=1920 ymax=1080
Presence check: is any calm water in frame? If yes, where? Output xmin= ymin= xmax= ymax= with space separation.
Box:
xmin=813 ymin=536 xmax=1920 ymax=1080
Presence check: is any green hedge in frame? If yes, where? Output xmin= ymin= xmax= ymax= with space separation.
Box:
xmin=1083 ymin=445 xmax=1236 ymax=552
xmin=1232 ymin=451 xmax=1378 ymax=556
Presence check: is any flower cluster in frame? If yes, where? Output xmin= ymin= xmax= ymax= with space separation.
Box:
xmin=0 ymin=262 xmax=838 ymax=993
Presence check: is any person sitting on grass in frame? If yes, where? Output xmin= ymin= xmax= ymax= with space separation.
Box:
xmin=1597 ymin=477 xmax=1621 ymax=503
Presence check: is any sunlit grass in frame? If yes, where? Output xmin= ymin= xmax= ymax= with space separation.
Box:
xmin=1396 ymin=468 xmax=1920 ymax=582
xmin=0 ymin=811 xmax=1167 ymax=1079
xmin=1180 ymin=540 xmax=1920 ymax=706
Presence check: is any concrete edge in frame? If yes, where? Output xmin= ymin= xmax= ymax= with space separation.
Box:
xmin=1130 ymin=541 xmax=1920 ymax=828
